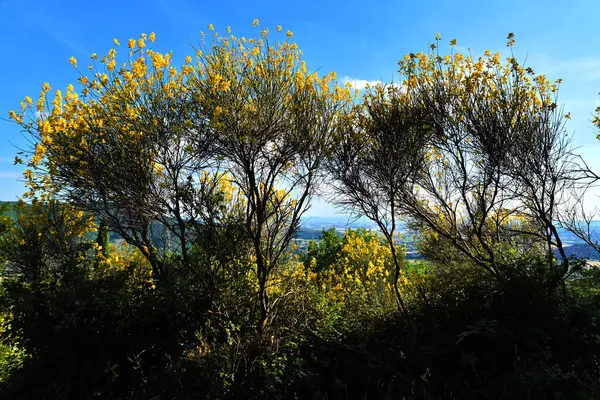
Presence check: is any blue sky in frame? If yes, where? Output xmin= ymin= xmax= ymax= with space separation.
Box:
xmin=1 ymin=0 xmax=600 ymax=216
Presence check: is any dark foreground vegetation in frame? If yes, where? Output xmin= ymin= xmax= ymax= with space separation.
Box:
xmin=4 ymin=24 xmax=600 ymax=399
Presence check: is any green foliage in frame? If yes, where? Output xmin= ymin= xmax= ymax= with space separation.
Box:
xmin=304 ymin=227 xmax=343 ymax=272
xmin=3 ymin=196 xmax=600 ymax=399
xmin=0 ymin=308 xmax=27 ymax=393
xmin=3 ymin=200 xmax=600 ymax=399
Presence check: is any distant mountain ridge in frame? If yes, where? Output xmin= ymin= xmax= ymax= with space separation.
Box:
xmin=300 ymin=216 xmax=600 ymax=260
xmin=3 ymin=203 xmax=599 ymax=260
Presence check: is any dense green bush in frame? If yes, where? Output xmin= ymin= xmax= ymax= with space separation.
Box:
xmin=2 ymin=217 xmax=600 ymax=399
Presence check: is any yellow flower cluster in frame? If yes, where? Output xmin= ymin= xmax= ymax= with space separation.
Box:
xmin=399 ymin=34 xmax=561 ymax=120
xmin=317 ymin=230 xmax=397 ymax=303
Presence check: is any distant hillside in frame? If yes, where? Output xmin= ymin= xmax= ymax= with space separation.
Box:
xmin=1 ymin=201 xmax=20 ymax=221
xmin=560 ymin=243 xmax=600 ymax=260
xmin=300 ymin=216 xmax=600 ymax=261
xmin=2 ymin=204 xmax=599 ymax=260
xmin=300 ymin=215 xmax=377 ymax=230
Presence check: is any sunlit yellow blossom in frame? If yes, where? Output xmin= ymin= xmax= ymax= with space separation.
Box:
xmin=8 ymin=110 xmax=22 ymax=124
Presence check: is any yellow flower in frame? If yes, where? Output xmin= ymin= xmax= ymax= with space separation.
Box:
xmin=214 ymin=105 xmax=224 ymax=117
xmin=151 ymin=53 xmax=166 ymax=69
xmin=208 ymin=23 xmax=214 ymax=31
xmin=252 ymin=18 xmax=260 ymax=27
xmin=113 ymin=38 xmax=120 ymax=46
xmin=128 ymin=39 xmax=135 ymax=49
xmin=8 ymin=110 xmax=22 ymax=123
xmin=276 ymin=25 xmax=282 ymax=32
xmin=149 ymin=32 xmax=156 ymax=42
xmin=286 ymin=30 xmax=294 ymax=38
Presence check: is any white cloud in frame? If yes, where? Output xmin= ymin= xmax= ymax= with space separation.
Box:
xmin=34 ymin=111 xmax=47 ymax=119
xmin=340 ymin=76 xmax=382 ymax=91
xmin=340 ymin=76 xmax=408 ymax=93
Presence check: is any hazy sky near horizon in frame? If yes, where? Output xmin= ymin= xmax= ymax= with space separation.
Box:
xmin=1 ymin=0 xmax=600 ymax=216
